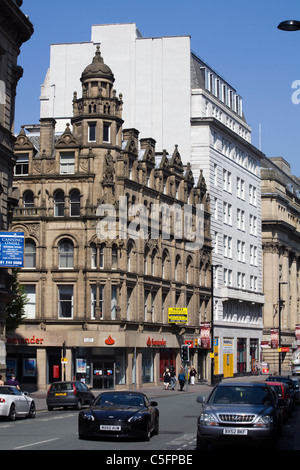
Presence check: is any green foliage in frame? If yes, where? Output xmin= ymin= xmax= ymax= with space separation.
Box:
xmin=5 ymin=269 xmax=28 ymax=333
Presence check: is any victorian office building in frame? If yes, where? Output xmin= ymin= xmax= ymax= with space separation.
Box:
xmin=9 ymin=48 xmax=212 ymax=390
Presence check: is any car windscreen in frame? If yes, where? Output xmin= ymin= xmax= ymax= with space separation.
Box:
xmin=208 ymin=385 xmax=272 ymax=405
xmin=94 ymin=393 xmax=145 ymax=407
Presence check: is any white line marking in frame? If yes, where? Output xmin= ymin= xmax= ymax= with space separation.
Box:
xmin=13 ymin=438 xmax=59 ymax=449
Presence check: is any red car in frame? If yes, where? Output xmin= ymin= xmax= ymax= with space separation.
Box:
xmin=266 ymin=381 xmax=292 ymax=422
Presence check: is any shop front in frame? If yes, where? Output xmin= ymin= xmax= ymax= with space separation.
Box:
xmin=6 ymin=326 xmax=193 ymax=391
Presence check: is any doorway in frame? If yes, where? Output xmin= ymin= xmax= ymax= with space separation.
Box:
xmin=92 ymin=361 xmax=115 ymax=389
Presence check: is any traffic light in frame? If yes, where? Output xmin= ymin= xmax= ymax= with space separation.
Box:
xmin=181 ymin=344 xmax=189 ymax=362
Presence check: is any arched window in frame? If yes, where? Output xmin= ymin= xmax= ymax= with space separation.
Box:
xmin=54 ymin=190 xmax=65 ymax=217
xmin=59 ymin=239 xmax=74 ymax=268
xmin=127 ymin=241 xmax=135 ymax=272
xmin=186 ymin=256 xmax=193 ymax=284
xmin=162 ymin=250 xmax=169 ymax=279
xmin=151 ymin=249 xmax=157 ymax=276
xmin=175 ymin=255 xmax=181 ymax=282
xmin=70 ymin=189 xmax=80 ymax=217
xmin=24 ymin=239 xmax=36 ymax=268
xmin=112 ymin=244 xmax=118 ymax=269
xmin=23 ymin=190 xmax=34 ymax=207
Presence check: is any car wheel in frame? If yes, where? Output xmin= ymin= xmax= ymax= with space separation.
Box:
xmin=75 ymin=400 xmax=82 ymax=410
xmin=28 ymin=402 xmax=36 ymax=419
xmin=153 ymin=417 xmax=159 ymax=435
xmin=8 ymin=403 xmax=16 ymax=421
xmin=142 ymin=421 xmax=151 ymax=441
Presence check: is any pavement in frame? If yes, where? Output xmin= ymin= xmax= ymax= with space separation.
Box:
xmin=28 ymin=374 xmax=268 ymax=412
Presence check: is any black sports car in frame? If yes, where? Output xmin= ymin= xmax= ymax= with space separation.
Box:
xmin=78 ymin=391 xmax=159 ymax=441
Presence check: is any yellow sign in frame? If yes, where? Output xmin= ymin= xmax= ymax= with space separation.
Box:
xmin=168 ymin=308 xmax=188 ymax=324
xmin=61 ymin=358 xmax=68 ymax=363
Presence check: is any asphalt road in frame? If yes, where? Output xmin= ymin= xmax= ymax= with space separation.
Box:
xmin=0 ymin=377 xmax=299 ymax=455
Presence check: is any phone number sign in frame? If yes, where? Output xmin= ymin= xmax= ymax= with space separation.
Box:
xmin=0 ymin=232 xmax=24 ymax=267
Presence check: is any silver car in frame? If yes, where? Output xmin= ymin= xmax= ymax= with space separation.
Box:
xmin=0 ymin=385 xmax=36 ymax=421
xmin=196 ymin=382 xmax=281 ymax=449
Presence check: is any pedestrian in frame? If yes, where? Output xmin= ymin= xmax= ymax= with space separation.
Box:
xmin=163 ymin=368 xmax=171 ymax=390
xmin=6 ymin=374 xmax=20 ymax=390
xmin=170 ymin=367 xmax=177 ymax=390
xmin=190 ymin=367 xmax=196 ymax=385
xmin=178 ymin=368 xmax=186 ymax=391
xmin=0 ymin=375 xmax=4 ymax=386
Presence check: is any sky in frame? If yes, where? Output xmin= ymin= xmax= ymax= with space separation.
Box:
xmin=16 ymin=0 xmax=300 ymax=176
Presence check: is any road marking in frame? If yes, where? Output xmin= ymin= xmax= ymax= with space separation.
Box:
xmin=13 ymin=438 xmax=59 ymax=449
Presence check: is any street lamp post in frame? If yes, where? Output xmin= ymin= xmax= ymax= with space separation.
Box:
xmin=278 ymin=281 xmax=288 ymax=374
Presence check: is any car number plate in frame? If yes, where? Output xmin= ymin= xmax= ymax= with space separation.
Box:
xmin=223 ymin=428 xmax=248 ymax=435
xmin=100 ymin=425 xmax=121 ymax=431
xmin=55 ymin=393 xmax=67 ymax=396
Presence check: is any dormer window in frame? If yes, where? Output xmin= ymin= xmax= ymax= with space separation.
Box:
xmin=15 ymin=154 xmax=29 ymax=175
xmin=60 ymin=152 xmax=75 ymax=174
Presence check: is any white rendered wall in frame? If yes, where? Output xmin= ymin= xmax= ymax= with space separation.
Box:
xmin=40 ymin=23 xmax=191 ymax=160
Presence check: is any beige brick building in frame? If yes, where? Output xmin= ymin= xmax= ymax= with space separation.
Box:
xmin=9 ymin=47 xmax=212 ymax=390
xmin=261 ymin=156 xmax=300 ymax=373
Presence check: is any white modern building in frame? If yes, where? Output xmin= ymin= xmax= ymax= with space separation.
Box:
xmin=33 ymin=23 xmax=265 ymax=378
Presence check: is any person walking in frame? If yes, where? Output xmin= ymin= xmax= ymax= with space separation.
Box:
xmin=0 ymin=375 xmax=4 ymax=385
xmin=163 ymin=368 xmax=171 ymax=390
xmin=178 ymin=368 xmax=186 ymax=391
xmin=190 ymin=367 xmax=196 ymax=385
xmin=170 ymin=367 xmax=177 ymax=390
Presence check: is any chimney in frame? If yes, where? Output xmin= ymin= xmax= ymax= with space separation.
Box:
xmin=39 ymin=118 xmax=56 ymax=157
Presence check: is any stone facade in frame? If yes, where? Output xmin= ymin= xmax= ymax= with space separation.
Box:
xmin=0 ymin=0 xmax=33 ymax=379
xmin=10 ymin=47 xmax=212 ymax=390
xmin=261 ymin=156 xmax=300 ymax=373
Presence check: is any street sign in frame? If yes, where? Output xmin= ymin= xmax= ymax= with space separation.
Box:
xmin=168 ymin=308 xmax=188 ymax=324
xmin=0 ymin=232 xmax=24 ymax=268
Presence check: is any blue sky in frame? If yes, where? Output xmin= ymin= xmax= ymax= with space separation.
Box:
xmin=17 ymin=0 xmax=300 ymax=176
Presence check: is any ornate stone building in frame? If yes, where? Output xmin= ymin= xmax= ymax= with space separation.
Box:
xmin=9 ymin=47 xmax=212 ymax=390
xmin=261 ymin=156 xmax=300 ymax=373
xmin=0 ymin=0 xmax=33 ymax=379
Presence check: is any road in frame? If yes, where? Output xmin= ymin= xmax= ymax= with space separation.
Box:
xmin=0 ymin=384 xmax=299 ymax=453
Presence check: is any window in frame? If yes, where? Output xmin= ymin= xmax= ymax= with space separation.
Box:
xmin=127 ymin=287 xmax=133 ymax=320
xmin=70 ymin=190 xmax=80 ymax=216
xmin=24 ymin=240 xmax=36 ymax=268
xmin=15 ymin=154 xmax=29 ymax=175
xmin=54 ymin=190 xmax=65 ymax=217
xmin=59 ymin=239 xmax=74 ymax=268
xmin=112 ymin=244 xmax=118 ymax=269
xmin=88 ymin=122 xmax=96 ymax=142
xmin=103 ymin=122 xmax=110 ymax=143
xmin=23 ymin=191 xmax=34 ymax=207
xmin=111 ymin=285 xmax=117 ymax=320
xmin=60 ymin=152 xmax=75 ymax=174
xmin=58 ymin=285 xmax=73 ymax=318
xmin=23 ymin=285 xmax=36 ymax=319
xmin=91 ymin=284 xmax=104 ymax=319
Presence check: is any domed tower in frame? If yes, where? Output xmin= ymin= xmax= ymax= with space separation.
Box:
xmin=71 ymin=45 xmax=123 ymax=149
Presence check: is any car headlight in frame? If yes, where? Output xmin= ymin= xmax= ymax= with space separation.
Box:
xmin=199 ymin=412 xmax=218 ymax=426
xmin=127 ymin=414 xmax=143 ymax=423
xmin=82 ymin=413 xmax=95 ymax=421
xmin=254 ymin=415 xmax=273 ymax=427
